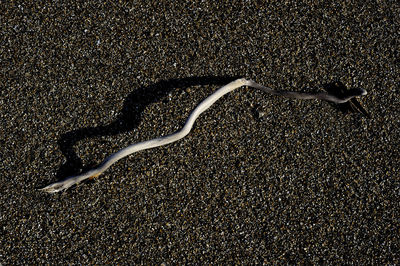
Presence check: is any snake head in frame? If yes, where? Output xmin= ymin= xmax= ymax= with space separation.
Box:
xmin=323 ymin=82 xmax=370 ymax=118
xmin=347 ymin=87 xmax=367 ymax=97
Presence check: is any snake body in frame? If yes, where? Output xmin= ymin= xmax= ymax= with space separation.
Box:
xmin=41 ymin=78 xmax=367 ymax=193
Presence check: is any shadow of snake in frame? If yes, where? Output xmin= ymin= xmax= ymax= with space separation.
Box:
xmin=56 ymin=76 xmax=241 ymax=181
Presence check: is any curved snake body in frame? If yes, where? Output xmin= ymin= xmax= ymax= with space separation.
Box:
xmin=41 ymin=78 xmax=367 ymax=193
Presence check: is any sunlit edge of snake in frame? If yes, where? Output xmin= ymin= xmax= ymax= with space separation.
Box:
xmin=40 ymin=78 xmax=367 ymax=193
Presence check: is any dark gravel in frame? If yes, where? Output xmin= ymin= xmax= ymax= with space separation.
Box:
xmin=1 ymin=1 xmax=399 ymax=264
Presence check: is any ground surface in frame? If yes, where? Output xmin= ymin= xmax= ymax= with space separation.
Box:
xmin=1 ymin=1 xmax=399 ymax=264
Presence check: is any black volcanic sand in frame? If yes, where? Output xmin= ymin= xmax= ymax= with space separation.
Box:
xmin=1 ymin=1 xmax=399 ymax=264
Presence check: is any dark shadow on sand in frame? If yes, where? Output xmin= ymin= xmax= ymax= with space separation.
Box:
xmin=55 ymin=76 xmax=240 ymax=182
